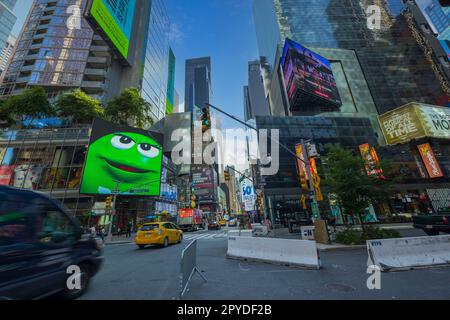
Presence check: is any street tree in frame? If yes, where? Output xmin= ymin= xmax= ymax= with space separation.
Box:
xmin=4 ymin=86 xmax=55 ymax=127
xmin=0 ymin=98 xmax=15 ymax=128
xmin=56 ymin=89 xmax=105 ymax=125
xmin=322 ymin=146 xmax=397 ymax=231
xmin=105 ymin=88 xmax=154 ymax=129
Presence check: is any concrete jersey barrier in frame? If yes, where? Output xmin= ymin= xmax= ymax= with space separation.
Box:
xmin=227 ymin=235 xmax=320 ymax=269
xmin=228 ymin=229 xmax=253 ymax=237
xmin=367 ymin=235 xmax=450 ymax=272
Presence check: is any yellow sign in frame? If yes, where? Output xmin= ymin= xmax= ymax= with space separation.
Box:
xmin=379 ymin=102 xmax=450 ymax=145
xmin=309 ymin=158 xmax=324 ymax=202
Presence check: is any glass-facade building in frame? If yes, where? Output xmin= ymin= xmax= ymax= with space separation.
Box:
xmin=255 ymin=115 xmax=379 ymax=225
xmin=0 ymin=126 xmax=180 ymax=228
xmin=185 ymin=57 xmax=212 ymax=113
xmin=141 ymin=0 xmax=171 ymax=121
xmin=252 ymin=0 xmax=448 ymax=114
xmin=0 ymin=0 xmax=106 ymax=99
xmin=0 ymin=0 xmax=16 ymax=53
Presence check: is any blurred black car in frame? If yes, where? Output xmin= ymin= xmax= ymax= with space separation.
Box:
xmin=208 ymin=221 xmax=221 ymax=230
xmin=0 ymin=186 xmax=103 ymax=300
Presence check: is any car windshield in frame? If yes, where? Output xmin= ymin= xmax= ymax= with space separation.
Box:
xmin=140 ymin=224 xmax=159 ymax=231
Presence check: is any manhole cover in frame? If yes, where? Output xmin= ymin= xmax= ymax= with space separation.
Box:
xmin=325 ymin=283 xmax=356 ymax=292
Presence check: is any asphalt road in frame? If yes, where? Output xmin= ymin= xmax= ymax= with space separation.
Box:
xmin=80 ymin=228 xmax=450 ymax=300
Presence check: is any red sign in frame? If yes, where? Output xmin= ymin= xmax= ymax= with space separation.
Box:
xmin=0 ymin=166 xmax=16 ymax=186
xmin=179 ymin=208 xmax=194 ymax=218
xmin=417 ymin=143 xmax=443 ymax=179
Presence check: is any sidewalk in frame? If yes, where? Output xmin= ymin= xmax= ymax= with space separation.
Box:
xmin=104 ymin=234 xmax=136 ymax=245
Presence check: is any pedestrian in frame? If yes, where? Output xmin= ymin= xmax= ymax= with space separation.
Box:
xmin=126 ymin=223 xmax=132 ymax=238
xmin=118 ymin=227 xmax=122 ymax=236
xmin=90 ymin=226 xmax=96 ymax=237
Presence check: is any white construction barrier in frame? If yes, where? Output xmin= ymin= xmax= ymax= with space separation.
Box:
xmin=228 ymin=229 xmax=253 ymax=237
xmin=227 ymin=235 xmax=320 ymax=269
xmin=367 ymin=235 xmax=450 ymax=272
xmin=252 ymin=224 xmax=268 ymax=236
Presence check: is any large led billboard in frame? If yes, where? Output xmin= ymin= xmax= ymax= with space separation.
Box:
xmin=86 ymin=0 xmax=136 ymax=62
xmin=281 ymin=38 xmax=342 ymax=110
xmin=80 ymin=119 xmax=163 ymax=196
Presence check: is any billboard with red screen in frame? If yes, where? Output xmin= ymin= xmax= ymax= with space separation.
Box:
xmin=281 ymin=38 xmax=342 ymax=109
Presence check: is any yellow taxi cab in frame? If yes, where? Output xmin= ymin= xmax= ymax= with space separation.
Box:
xmin=135 ymin=222 xmax=183 ymax=249
xmin=219 ymin=220 xmax=227 ymax=226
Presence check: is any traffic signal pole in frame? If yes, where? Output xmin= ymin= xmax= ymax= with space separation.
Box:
xmin=205 ymin=102 xmax=316 ymax=224
xmin=106 ymin=180 xmax=120 ymax=243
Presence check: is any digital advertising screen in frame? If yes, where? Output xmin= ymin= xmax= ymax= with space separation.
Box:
xmin=87 ymin=0 xmax=137 ymax=61
xmin=80 ymin=119 xmax=163 ymax=196
xmin=281 ymin=38 xmax=342 ymax=109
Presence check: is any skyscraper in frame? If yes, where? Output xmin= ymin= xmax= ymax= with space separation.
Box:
xmin=0 ymin=0 xmax=17 ymax=53
xmin=0 ymin=0 xmax=171 ymax=124
xmin=425 ymin=0 xmax=450 ymax=35
xmin=252 ymin=0 xmax=448 ymax=114
xmin=185 ymin=57 xmax=212 ymax=112
xmin=141 ymin=0 xmax=171 ymax=121
xmin=166 ymin=48 xmax=176 ymax=115
xmin=244 ymin=60 xmax=271 ymax=121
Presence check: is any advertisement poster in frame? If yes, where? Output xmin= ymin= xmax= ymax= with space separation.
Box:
xmin=80 ymin=119 xmax=163 ymax=196
xmin=281 ymin=38 xmax=342 ymax=108
xmin=295 ymin=143 xmax=309 ymax=191
xmin=418 ymin=104 xmax=450 ymax=140
xmin=417 ymin=143 xmax=444 ymax=179
xmin=379 ymin=104 xmax=425 ymax=145
xmin=240 ymin=178 xmax=256 ymax=212
xmin=192 ymin=165 xmax=215 ymax=201
xmin=359 ymin=143 xmax=384 ymax=177
xmin=89 ymin=0 xmax=137 ymax=60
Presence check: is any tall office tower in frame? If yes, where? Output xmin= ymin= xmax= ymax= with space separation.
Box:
xmin=165 ymin=48 xmax=176 ymax=115
xmin=0 ymin=34 xmax=15 ymax=75
xmin=244 ymin=60 xmax=271 ymax=121
xmin=425 ymin=0 xmax=450 ymax=36
xmin=141 ymin=0 xmax=171 ymax=121
xmin=406 ymin=1 xmax=450 ymax=105
xmin=0 ymin=0 xmax=170 ymax=124
xmin=252 ymin=0 xmax=448 ymax=114
xmin=0 ymin=0 xmax=17 ymax=52
xmin=185 ymin=57 xmax=212 ymax=113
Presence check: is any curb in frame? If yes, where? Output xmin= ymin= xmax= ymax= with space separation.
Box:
xmin=104 ymin=241 xmax=133 ymax=246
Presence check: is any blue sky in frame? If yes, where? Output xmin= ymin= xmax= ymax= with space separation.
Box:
xmin=12 ymin=0 xmax=259 ymax=125
xmin=166 ymin=0 xmax=259 ymax=124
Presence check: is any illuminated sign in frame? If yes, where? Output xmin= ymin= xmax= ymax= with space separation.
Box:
xmin=281 ymin=38 xmax=342 ymax=109
xmin=379 ymin=103 xmax=450 ymax=145
xmin=295 ymin=144 xmax=309 ymax=191
xmin=359 ymin=143 xmax=384 ymax=178
xmin=80 ymin=119 xmax=163 ymax=196
xmin=417 ymin=143 xmax=443 ymax=179
xmin=88 ymin=0 xmax=136 ymax=61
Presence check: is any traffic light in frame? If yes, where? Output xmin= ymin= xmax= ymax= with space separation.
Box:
xmin=256 ymin=191 xmax=264 ymax=211
xmin=439 ymin=0 xmax=449 ymax=7
xmin=224 ymin=169 xmax=231 ymax=182
xmin=201 ymin=107 xmax=211 ymax=133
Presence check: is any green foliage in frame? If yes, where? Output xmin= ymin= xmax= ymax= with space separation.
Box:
xmin=55 ymin=89 xmax=104 ymax=124
xmin=5 ymin=87 xmax=54 ymax=123
xmin=322 ymin=146 xmax=396 ymax=228
xmin=0 ymin=99 xmax=15 ymax=127
xmin=105 ymin=88 xmax=154 ymax=129
xmin=335 ymin=226 xmax=401 ymax=245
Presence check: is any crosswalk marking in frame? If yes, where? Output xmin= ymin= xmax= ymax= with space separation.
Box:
xmin=183 ymin=231 xmax=228 ymax=241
